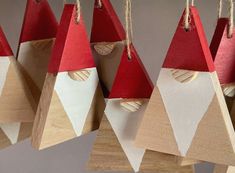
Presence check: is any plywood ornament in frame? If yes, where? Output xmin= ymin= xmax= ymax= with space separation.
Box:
xmin=89 ymin=0 xmax=198 ymax=168
xmin=88 ymin=44 xmax=195 ymax=172
xmin=31 ymin=4 xmax=105 ymax=150
xmin=210 ymin=18 xmax=235 ymax=112
xmin=0 ymin=27 xmax=35 ymax=149
xmin=135 ymin=6 xmax=235 ymax=166
xmin=17 ymin=0 xmax=58 ymax=104
xmin=90 ymin=0 xmax=126 ymax=97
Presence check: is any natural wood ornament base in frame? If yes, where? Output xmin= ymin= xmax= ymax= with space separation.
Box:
xmin=32 ymin=71 xmax=105 ymax=150
xmin=88 ymin=115 xmax=195 ymax=173
xmin=0 ymin=56 xmax=35 ymax=148
xmin=17 ymin=38 xmax=55 ymax=104
xmin=91 ymin=41 xmax=125 ymax=93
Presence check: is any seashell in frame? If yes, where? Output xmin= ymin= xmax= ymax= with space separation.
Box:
xmin=171 ymin=69 xmax=198 ymax=83
xmin=31 ymin=39 xmax=54 ymax=50
xmin=94 ymin=42 xmax=116 ymax=56
xmin=120 ymin=99 xmax=143 ymax=112
xmin=222 ymin=84 xmax=235 ymax=97
xmin=68 ymin=70 xmax=91 ymax=81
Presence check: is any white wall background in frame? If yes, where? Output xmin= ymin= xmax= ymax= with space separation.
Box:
xmin=0 ymin=0 xmax=229 ymax=172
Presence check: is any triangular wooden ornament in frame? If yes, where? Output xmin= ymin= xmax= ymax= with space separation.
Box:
xmin=17 ymin=0 xmax=58 ymax=104
xmin=88 ymin=44 xmax=196 ymax=172
xmin=31 ymin=4 xmax=105 ymax=150
xmin=135 ymin=6 xmax=235 ymax=165
xmin=90 ymin=0 xmax=126 ymax=97
xmin=0 ymin=27 xmax=35 ymax=149
xmin=210 ymin=18 xmax=235 ymax=111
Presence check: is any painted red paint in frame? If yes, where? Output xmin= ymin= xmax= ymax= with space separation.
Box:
xmin=163 ymin=6 xmax=215 ymax=72
xmin=109 ymin=44 xmax=153 ymax=99
xmin=0 ymin=27 xmax=13 ymax=56
xmin=48 ymin=4 xmax=95 ymax=73
xmin=90 ymin=0 xmax=126 ymax=43
xmin=210 ymin=18 xmax=235 ymax=84
xmin=19 ymin=0 xmax=58 ymax=43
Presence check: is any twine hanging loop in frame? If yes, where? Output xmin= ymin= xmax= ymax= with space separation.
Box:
xmin=97 ymin=0 xmax=102 ymax=8
xmin=184 ymin=0 xmax=195 ymax=30
xmin=229 ymin=0 xmax=234 ymax=37
xmin=218 ymin=0 xmax=223 ymax=19
xmin=125 ymin=0 xmax=133 ymax=59
xmin=75 ymin=0 xmax=81 ymax=23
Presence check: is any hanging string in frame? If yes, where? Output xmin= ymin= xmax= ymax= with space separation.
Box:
xmin=229 ymin=0 xmax=234 ymax=37
xmin=97 ymin=0 xmax=102 ymax=8
xmin=125 ymin=0 xmax=133 ymax=59
xmin=75 ymin=0 xmax=81 ymax=23
xmin=218 ymin=0 xmax=223 ymax=19
xmin=191 ymin=0 xmax=195 ymax=6
xmin=184 ymin=0 xmax=195 ymax=30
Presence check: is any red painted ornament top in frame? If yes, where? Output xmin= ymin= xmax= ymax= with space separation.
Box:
xmin=90 ymin=0 xmax=126 ymax=43
xmin=19 ymin=0 xmax=58 ymax=43
xmin=210 ymin=18 xmax=235 ymax=84
xmin=0 ymin=27 xmax=13 ymax=56
xmin=163 ymin=7 xmax=215 ymax=72
xmin=109 ymin=44 xmax=153 ymax=99
xmin=48 ymin=4 xmax=95 ymax=73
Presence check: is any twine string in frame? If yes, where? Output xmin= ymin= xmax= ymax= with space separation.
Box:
xmin=229 ymin=0 xmax=234 ymax=37
xmin=218 ymin=0 xmax=223 ymax=18
xmin=98 ymin=0 xmax=102 ymax=8
xmin=184 ymin=0 xmax=195 ymax=30
xmin=76 ymin=0 xmax=81 ymax=23
xmin=125 ymin=0 xmax=133 ymax=59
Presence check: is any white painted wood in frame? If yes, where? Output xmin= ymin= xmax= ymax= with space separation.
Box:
xmin=0 ymin=57 xmax=10 ymax=96
xmin=55 ymin=68 xmax=99 ymax=136
xmin=17 ymin=39 xmax=54 ymax=90
xmin=105 ymin=99 xmax=148 ymax=172
xmin=157 ymin=68 xmax=215 ymax=156
xmin=227 ymin=166 xmax=235 ymax=173
xmin=0 ymin=123 xmax=21 ymax=144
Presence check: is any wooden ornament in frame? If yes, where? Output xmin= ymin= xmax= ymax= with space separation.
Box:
xmin=135 ymin=7 xmax=235 ymax=166
xmin=88 ymin=42 xmax=197 ymax=171
xmin=0 ymin=28 xmax=35 ymax=149
xmin=17 ymin=0 xmax=58 ymax=104
xmin=93 ymin=42 xmax=116 ymax=56
xmin=89 ymin=1 xmax=198 ymax=170
xmin=91 ymin=41 xmax=125 ymax=96
xmin=210 ymin=18 xmax=235 ymax=112
xmin=31 ymin=4 xmax=105 ymax=150
xmin=210 ymin=18 xmax=235 ymax=85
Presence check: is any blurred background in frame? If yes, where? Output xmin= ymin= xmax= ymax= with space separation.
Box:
xmin=0 ymin=0 xmax=228 ymax=172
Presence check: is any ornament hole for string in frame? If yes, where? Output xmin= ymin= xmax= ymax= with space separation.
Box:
xmin=184 ymin=27 xmax=191 ymax=32
xmin=35 ymin=0 xmax=41 ymax=3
